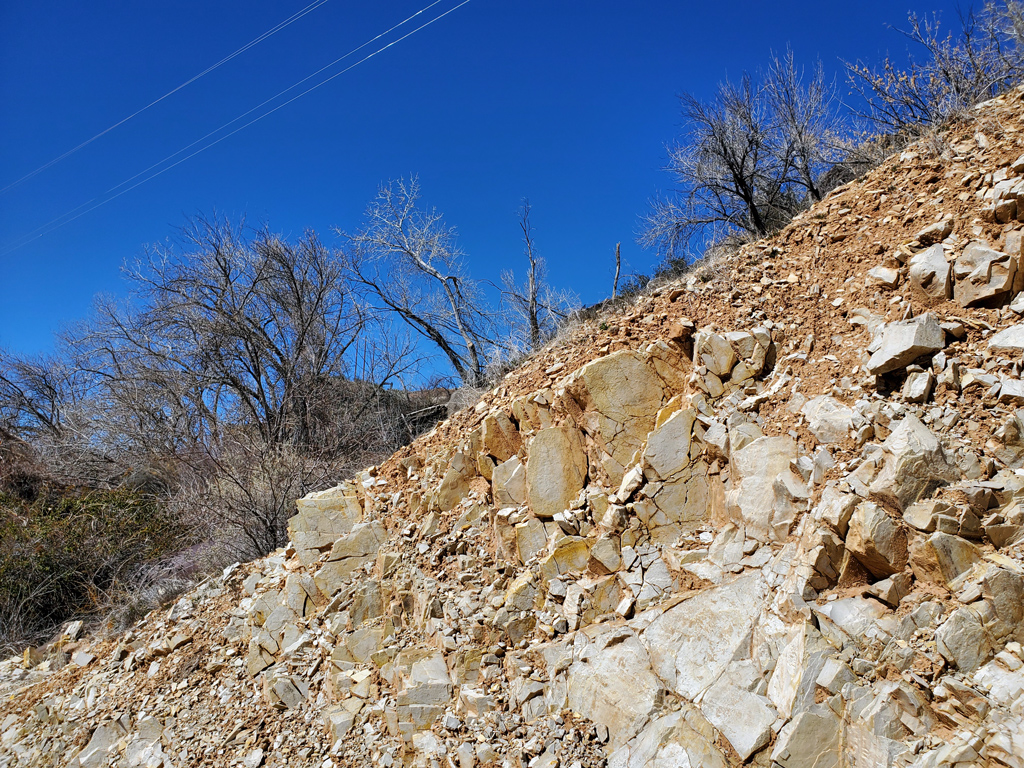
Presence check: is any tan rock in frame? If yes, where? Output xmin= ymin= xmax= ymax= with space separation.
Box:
xmin=845 ymin=502 xmax=907 ymax=578
xmin=908 ymin=244 xmax=952 ymax=303
xmin=866 ymin=314 xmax=944 ymax=376
xmin=566 ymin=350 xmax=670 ymax=485
xmin=954 ymin=241 xmax=1019 ymax=307
xmin=481 ymin=411 xmax=521 ymax=462
xmin=313 ymin=521 xmax=388 ymax=595
xmin=492 ymin=456 xmax=527 ymax=507
xmin=526 ymin=427 xmax=588 ymax=519
xmin=868 ymin=415 xmax=958 ymax=510
xmin=909 ymin=532 xmax=981 ymax=586
xmin=728 ymin=436 xmax=800 ymax=541
xmin=566 ymin=628 xmax=663 ymax=749
xmin=540 ymin=536 xmax=592 ymax=582
xmin=289 ymin=483 xmax=363 ymax=566
xmin=515 ymin=517 xmax=549 ymax=563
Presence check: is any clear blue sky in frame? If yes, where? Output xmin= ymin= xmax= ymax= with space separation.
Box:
xmin=0 ymin=0 xmax=963 ymax=355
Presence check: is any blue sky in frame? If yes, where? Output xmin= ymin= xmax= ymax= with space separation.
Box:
xmin=1 ymin=0 xmax=963 ymax=356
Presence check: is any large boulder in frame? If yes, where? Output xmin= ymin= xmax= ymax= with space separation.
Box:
xmin=481 ymin=411 xmax=522 ymax=462
xmin=802 ymin=396 xmax=858 ymax=444
xmin=771 ymin=709 xmax=843 ymax=768
xmin=289 ymin=483 xmax=363 ymax=566
xmin=845 ymin=502 xmax=907 ymax=577
xmin=567 ymin=627 xmax=664 ymax=749
xmin=909 ymin=531 xmax=981 ymax=586
xmin=865 ymin=314 xmax=944 ymax=375
xmin=936 ymin=606 xmax=994 ymax=673
xmin=395 ymin=650 xmax=454 ymax=733
xmin=868 ymin=415 xmax=958 ymax=510
xmin=953 ymin=241 xmax=1019 ymax=307
xmin=728 ymin=436 xmax=802 ymax=541
xmin=608 ymin=709 xmax=727 ymax=768
xmin=642 ymin=573 xmax=767 ymax=700
xmin=566 ymin=349 xmax=682 ymax=485
xmin=526 ymin=427 xmax=588 ymax=519
xmin=313 ymin=521 xmax=388 ymax=595
xmin=639 ymin=408 xmax=712 ymax=539
xmin=908 ymin=244 xmax=952 ymax=303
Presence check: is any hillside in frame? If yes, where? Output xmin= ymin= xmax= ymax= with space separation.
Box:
xmin=7 ymin=87 xmax=1024 ymax=768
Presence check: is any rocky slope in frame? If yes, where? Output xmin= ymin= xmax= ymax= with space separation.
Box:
xmin=9 ymin=88 xmax=1024 ymax=768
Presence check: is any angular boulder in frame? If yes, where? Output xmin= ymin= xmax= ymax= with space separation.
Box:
xmin=492 ymin=456 xmax=527 ymax=507
xmin=526 ymin=427 xmax=588 ymax=519
xmin=868 ymin=415 xmax=958 ymax=510
xmin=953 ymin=242 xmax=1019 ymax=307
xmin=845 ymin=502 xmax=907 ymax=577
xmin=865 ymin=314 xmax=944 ymax=376
xmin=908 ymin=244 xmax=951 ymax=303
xmin=566 ymin=350 xmax=674 ymax=485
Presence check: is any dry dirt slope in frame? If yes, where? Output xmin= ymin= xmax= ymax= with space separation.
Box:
xmin=8 ymin=87 xmax=1024 ymax=768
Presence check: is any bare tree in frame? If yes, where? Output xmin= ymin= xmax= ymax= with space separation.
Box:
xmin=0 ymin=351 xmax=74 ymax=440
xmin=77 ymin=217 xmax=372 ymax=454
xmin=845 ymin=7 xmax=1024 ymax=134
xmin=612 ymin=242 xmax=621 ymax=301
xmin=640 ymin=76 xmax=796 ymax=260
xmin=765 ymin=48 xmax=841 ymax=202
xmin=341 ymin=177 xmax=492 ymax=387
xmin=499 ymin=201 xmax=579 ymax=354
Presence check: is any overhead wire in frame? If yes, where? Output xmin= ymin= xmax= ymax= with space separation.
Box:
xmin=1 ymin=0 xmax=335 ymax=194
xmin=0 ymin=0 xmax=470 ymax=257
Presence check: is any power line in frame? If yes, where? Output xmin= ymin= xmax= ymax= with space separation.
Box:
xmin=0 ymin=0 xmax=333 ymax=194
xmin=1 ymin=0 xmax=469 ymax=257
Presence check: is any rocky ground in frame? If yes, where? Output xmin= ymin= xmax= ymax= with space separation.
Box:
xmin=8 ymin=88 xmax=1024 ymax=768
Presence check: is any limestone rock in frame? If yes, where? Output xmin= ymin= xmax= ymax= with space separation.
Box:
xmin=909 ymin=531 xmax=981 ymax=586
xmin=954 ymin=241 xmax=1019 ymax=307
xmin=526 ymin=427 xmax=588 ymax=519
xmin=313 ymin=521 xmax=388 ymax=595
xmin=866 ymin=314 xmax=944 ymax=375
xmin=802 ymin=396 xmax=857 ymax=444
xmin=936 ymin=606 xmax=994 ymax=673
xmin=482 ymin=411 xmax=521 ymax=462
xmin=728 ymin=436 xmax=800 ymax=541
xmin=868 ymin=415 xmax=958 ymax=510
xmin=289 ymin=483 xmax=363 ymax=566
xmin=567 ymin=628 xmax=663 ymax=749
xmin=641 ymin=408 xmax=696 ymax=481
xmin=566 ymin=350 xmax=673 ymax=485
xmin=492 ymin=456 xmax=527 ymax=507
xmin=989 ymin=323 xmax=1024 ymax=355
xmin=771 ymin=709 xmax=842 ymax=768
xmin=608 ymin=709 xmax=727 ymax=768
xmin=914 ymin=218 xmax=953 ymax=245
xmin=643 ymin=573 xmax=767 ymax=699
xmin=700 ymin=675 xmax=776 ymax=760
xmin=908 ymin=244 xmax=952 ymax=303
xmin=846 ymin=502 xmax=907 ymax=577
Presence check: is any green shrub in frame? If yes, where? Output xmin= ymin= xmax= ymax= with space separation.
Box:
xmin=0 ymin=484 xmax=187 ymax=653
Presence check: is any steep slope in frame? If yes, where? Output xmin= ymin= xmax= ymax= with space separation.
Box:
xmin=8 ymin=87 xmax=1024 ymax=768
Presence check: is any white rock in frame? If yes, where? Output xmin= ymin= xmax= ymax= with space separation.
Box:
xmin=866 ymin=313 xmax=944 ymax=375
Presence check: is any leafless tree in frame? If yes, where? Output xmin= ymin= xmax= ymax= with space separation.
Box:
xmin=766 ymin=48 xmax=841 ymax=202
xmin=641 ymin=76 xmax=797 ymax=260
xmin=500 ymin=201 xmax=579 ymax=354
xmin=76 ymin=217 xmax=376 ymax=454
xmin=845 ymin=6 xmax=1024 ymax=134
xmin=340 ymin=177 xmax=493 ymax=387
xmin=641 ymin=50 xmax=845 ymax=263
xmin=0 ymin=351 xmax=79 ymax=441
xmin=612 ymin=243 xmax=621 ymax=301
